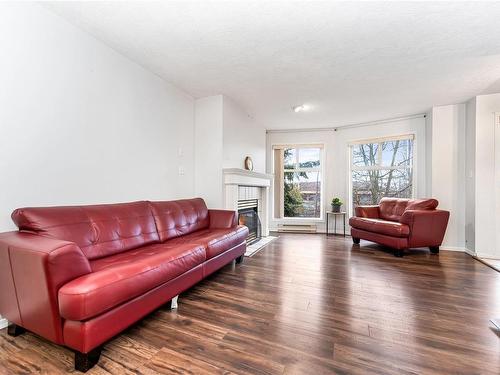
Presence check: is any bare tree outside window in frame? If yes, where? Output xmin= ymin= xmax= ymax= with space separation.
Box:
xmin=351 ymin=138 xmax=413 ymax=212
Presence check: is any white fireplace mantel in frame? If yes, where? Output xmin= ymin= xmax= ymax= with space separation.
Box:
xmin=222 ymin=168 xmax=273 ymax=236
xmin=223 ymin=168 xmax=273 ymax=187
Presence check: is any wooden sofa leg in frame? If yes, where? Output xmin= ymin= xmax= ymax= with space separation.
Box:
xmin=352 ymin=237 xmax=360 ymax=244
xmin=7 ymin=324 xmax=26 ymax=337
xmin=235 ymin=255 xmax=244 ymax=264
xmin=429 ymin=246 xmax=439 ymax=254
xmin=75 ymin=347 xmax=101 ymax=372
xmin=394 ymin=249 xmax=404 ymax=257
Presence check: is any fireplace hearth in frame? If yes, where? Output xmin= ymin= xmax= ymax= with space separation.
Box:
xmin=238 ymin=199 xmax=261 ymax=245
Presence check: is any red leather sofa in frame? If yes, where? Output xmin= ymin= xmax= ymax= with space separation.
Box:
xmin=349 ymin=198 xmax=449 ymax=257
xmin=0 ymin=198 xmax=248 ymax=372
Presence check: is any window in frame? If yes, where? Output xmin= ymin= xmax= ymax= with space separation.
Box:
xmin=273 ymin=145 xmax=323 ymax=219
xmin=349 ymin=135 xmax=414 ymax=213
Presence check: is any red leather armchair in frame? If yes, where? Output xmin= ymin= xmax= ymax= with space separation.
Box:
xmin=0 ymin=198 xmax=248 ymax=372
xmin=349 ymin=198 xmax=449 ymax=257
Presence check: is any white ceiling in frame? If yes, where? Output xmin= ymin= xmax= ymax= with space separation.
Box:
xmin=43 ymin=1 xmax=500 ymax=129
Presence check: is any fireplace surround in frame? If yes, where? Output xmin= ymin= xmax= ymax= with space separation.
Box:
xmin=223 ymin=168 xmax=273 ymax=239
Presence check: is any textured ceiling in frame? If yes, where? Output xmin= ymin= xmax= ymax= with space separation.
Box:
xmin=43 ymin=1 xmax=500 ymax=129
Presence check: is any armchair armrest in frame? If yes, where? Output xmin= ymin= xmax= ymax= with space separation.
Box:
xmin=209 ymin=209 xmax=238 ymax=229
xmin=0 ymin=231 xmax=91 ymax=344
xmin=400 ymin=209 xmax=450 ymax=248
xmin=354 ymin=205 xmax=380 ymax=219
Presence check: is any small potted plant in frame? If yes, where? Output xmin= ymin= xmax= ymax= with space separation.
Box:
xmin=331 ymin=197 xmax=343 ymax=213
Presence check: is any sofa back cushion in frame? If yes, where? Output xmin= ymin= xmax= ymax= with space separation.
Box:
xmin=405 ymin=198 xmax=439 ymax=211
xmin=11 ymin=201 xmax=159 ymax=260
xmin=378 ymin=198 xmax=410 ymax=221
xmin=378 ymin=197 xmax=439 ymax=222
xmin=150 ymin=198 xmax=209 ymax=242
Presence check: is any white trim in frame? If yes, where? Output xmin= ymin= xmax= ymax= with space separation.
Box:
xmin=348 ymin=133 xmax=414 ymax=146
xmin=475 ymin=252 xmax=500 ymax=259
xmin=223 ymin=169 xmax=272 ymax=188
xmin=272 ymin=143 xmax=324 ymax=149
xmin=222 ymin=168 xmax=273 ymax=181
xmin=279 ymin=148 xmax=284 ymax=218
xmin=440 ymin=246 xmax=467 ymax=252
xmin=347 ymin=145 xmax=354 ymax=218
xmin=464 ymin=248 xmax=476 ymax=256
xmin=0 ymin=318 xmax=7 ymax=330
xmin=266 ymin=113 xmax=426 ymax=134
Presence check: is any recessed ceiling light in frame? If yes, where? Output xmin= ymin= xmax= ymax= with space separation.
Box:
xmin=293 ymin=104 xmax=310 ymax=113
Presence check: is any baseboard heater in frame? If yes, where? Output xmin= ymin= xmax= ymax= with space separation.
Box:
xmin=277 ymin=224 xmax=317 ymax=233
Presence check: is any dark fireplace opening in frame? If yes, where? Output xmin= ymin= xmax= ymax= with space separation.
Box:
xmin=238 ymin=199 xmax=261 ymax=245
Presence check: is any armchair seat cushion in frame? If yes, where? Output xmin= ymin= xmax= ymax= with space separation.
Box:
xmin=349 ymin=217 xmax=410 ymax=238
xmin=166 ymin=226 xmax=248 ymax=259
xmin=58 ymin=243 xmax=205 ymax=321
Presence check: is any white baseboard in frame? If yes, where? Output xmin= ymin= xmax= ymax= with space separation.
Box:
xmin=464 ymin=248 xmax=476 ymax=256
xmin=0 ymin=318 xmax=8 ymax=330
xmin=475 ymin=253 xmax=500 ymax=259
xmin=440 ymin=246 xmax=467 ymax=252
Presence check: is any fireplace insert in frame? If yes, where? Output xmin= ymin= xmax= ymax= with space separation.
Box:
xmin=238 ymin=199 xmax=261 ymax=245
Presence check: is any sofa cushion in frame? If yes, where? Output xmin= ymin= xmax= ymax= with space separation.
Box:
xmin=166 ymin=226 xmax=248 ymax=259
xmin=59 ymin=242 xmax=205 ymax=321
xmin=150 ymin=198 xmax=210 ymax=242
xmin=349 ymin=217 xmax=410 ymax=238
xmin=405 ymin=198 xmax=439 ymax=211
xmin=378 ymin=198 xmax=410 ymax=222
xmin=12 ymin=201 xmax=159 ymax=260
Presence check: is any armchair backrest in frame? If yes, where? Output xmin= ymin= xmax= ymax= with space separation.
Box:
xmin=378 ymin=197 xmax=439 ymax=222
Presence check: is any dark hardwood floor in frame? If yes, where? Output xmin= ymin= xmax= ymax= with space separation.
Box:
xmin=1 ymin=233 xmax=500 ymax=374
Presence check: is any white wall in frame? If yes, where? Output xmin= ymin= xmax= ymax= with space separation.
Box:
xmin=223 ymin=96 xmax=266 ymax=173
xmin=465 ymin=98 xmax=476 ymax=253
xmin=194 ymin=94 xmax=266 ymax=208
xmin=0 ymin=3 xmax=195 ymax=232
xmin=474 ymin=93 xmax=500 ymax=258
xmin=266 ymin=116 xmax=427 ymax=232
xmin=429 ymin=104 xmax=466 ymax=250
xmin=194 ymin=95 xmax=224 ymax=208
xmin=425 ymin=96 xmax=500 ymax=255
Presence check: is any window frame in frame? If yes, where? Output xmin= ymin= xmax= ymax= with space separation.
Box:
xmin=348 ymin=134 xmax=416 ymax=217
xmin=273 ymin=143 xmax=325 ymax=221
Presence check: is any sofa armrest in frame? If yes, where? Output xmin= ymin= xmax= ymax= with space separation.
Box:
xmin=209 ymin=209 xmax=238 ymax=229
xmin=354 ymin=205 xmax=380 ymax=219
xmin=0 ymin=231 xmax=91 ymax=344
xmin=399 ymin=209 xmax=450 ymax=248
